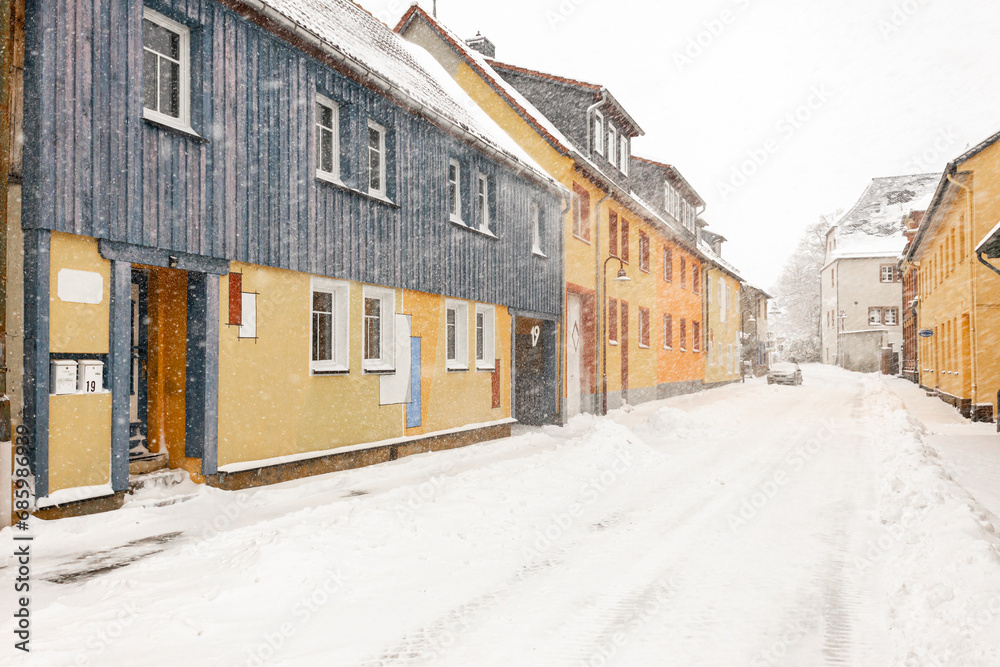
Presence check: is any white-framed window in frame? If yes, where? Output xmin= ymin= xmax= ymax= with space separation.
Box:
xmin=880 ymin=265 xmax=897 ymax=283
xmin=316 ymin=94 xmax=340 ymax=183
xmin=239 ymin=293 xmax=257 ymax=339
xmin=593 ymin=111 xmax=604 ymax=155
xmin=531 ymin=202 xmax=545 ymax=256
xmin=884 ymin=307 xmax=899 ymax=326
xmin=607 ymin=125 xmax=617 ymax=166
xmin=142 ymin=8 xmax=192 ymax=132
xmin=449 ymin=159 xmax=462 ymax=223
xmin=445 ymin=300 xmax=469 ymax=370
xmin=362 ymin=286 xmax=395 ymax=372
xmin=475 ymin=304 xmax=496 ymax=370
xmin=310 ymin=277 xmax=350 ymax=374
xmin=477 ymin=174 xmax=492 ymax=233
xmin=367 ymin=120 xmax=386 ymax=198
xmin=868 ymin=307 xmax=882 ymax=326
xmin=619 ymin=135 xmax=629 ymax=174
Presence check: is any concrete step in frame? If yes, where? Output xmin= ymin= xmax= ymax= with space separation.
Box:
xmin=129 ymin=452 xmax=168 ymax=476
xmin=128 ymin=468 xmax=188 ymax=494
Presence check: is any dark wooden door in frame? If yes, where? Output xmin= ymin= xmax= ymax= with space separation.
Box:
xmin=621 ymin=301 xmax=629 ymax=404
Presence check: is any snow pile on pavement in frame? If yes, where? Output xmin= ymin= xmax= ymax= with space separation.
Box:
xmin=636 ymin=405 xmax=739 ymax=441
xmin=864 ymin=377 xmax=1000 ymax=666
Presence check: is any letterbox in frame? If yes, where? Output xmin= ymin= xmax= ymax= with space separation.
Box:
xmin=50 ymin=360 xmax=78 ymax=395
xmin=78 ymin=360 xmax=104 ymax=394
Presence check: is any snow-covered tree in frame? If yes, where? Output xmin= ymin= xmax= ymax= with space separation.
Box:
xmin=769 ymin=211 xmax=840 ymax=362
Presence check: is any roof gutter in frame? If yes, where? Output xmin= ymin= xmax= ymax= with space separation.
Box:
xmin=237 ymin=0 xmax=566 ymax=197
xmin=947 ymin=172 xmax=979 ymax=409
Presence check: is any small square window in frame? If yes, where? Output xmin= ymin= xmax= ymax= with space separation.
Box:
xmin=446 ymin=300 xmax=470 ymax=370
xmin=884 ymin=307 xmax=899 ymax=326
xmin=362 ymin=286 xmax=395 ymax=372
xmin=868 ymin=307 xmax=882 ymax=326
xmin=316 ymin=95 xmax=340 ymax=183
xmin=311 ymin=277 xmax=350 ymax=373
xmin=880 ymin=265 xmax=897 ymax=283
xmin=368 ymin=121 xmax=387 ymax=198
xmin=142 ymin=9 xmax=191 ymax=132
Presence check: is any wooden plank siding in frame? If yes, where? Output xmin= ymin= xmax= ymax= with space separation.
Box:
xmin=22 ymin=0 xmax=563 ymax=316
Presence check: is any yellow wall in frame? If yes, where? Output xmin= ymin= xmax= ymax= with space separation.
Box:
xmin=49 ymin=232 xmax=110 ymax=354
xmin=217 ymin=263 xmax=512 ymax=468
xmin=47 ymin=393 xmax=112 ymax=492
xmin=704 ymin=268 xmax=742 ymax=385
xmin=46 ymin=232 xmax=113 ymax=492
xmin=915 ymin=139 xmax=1000 ymax=415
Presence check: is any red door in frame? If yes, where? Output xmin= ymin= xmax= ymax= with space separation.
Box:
xmin=621 ymin=300 xmax=629 ymax=404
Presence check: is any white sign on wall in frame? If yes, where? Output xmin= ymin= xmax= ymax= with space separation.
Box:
xmin=57 ymin=269 xmax=103 ymax=304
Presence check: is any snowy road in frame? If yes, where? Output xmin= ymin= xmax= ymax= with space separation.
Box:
xmin=4 ymin=365 xmax=1000 ymax=666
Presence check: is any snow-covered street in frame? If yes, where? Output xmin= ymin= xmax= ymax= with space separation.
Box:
xmin=4 ymin=365 xmax=1000 ymax=666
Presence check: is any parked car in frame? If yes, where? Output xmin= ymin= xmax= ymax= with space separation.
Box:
xmin=767 ymin=362 xmax=802 ymax=386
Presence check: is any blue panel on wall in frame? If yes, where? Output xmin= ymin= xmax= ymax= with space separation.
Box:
xmin=406 ymin=337 xmax=421 ymax=428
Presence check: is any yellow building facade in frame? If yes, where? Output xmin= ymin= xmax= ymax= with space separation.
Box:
xmin=703 ymin=265 xmax=743 ymax=386
xmin=397 ymin=7 xmax=709 ymax=412
xmin=906 ymin=132 xmax=1000 ymax=420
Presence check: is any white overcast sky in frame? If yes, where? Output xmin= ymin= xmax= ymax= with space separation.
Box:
xmin=360 ymin=0 xmax=1000 ymax=290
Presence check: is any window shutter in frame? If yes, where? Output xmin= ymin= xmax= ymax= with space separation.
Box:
xmin=229 ymin=273 xmax=242 ymax=326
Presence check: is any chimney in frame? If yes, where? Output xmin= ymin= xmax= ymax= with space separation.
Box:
xmin=466 ymin=32 xmax=496 ymax=59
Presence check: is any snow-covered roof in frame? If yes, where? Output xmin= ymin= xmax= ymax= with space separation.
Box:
xmin=975 ymin=218 xmax=1000 ymax=257
xmin=828 ymin=173 xmax=940 ymax=262
xmin=241 ymin=0 xmax=562 ymax=192
xmin=698 ymin=239 xmax=742 ymax=280
xmin=396 ymin=5 xmax=717 ymax=261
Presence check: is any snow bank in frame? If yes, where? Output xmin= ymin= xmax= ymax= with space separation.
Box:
xmin=863 ymin=377 xmax=1000 ymax=666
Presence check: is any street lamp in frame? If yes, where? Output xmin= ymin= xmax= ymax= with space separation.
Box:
xmin=601 ymin=255 xmax=630 ymax=414
xmin=740 ymin=310 xmax=756 ymax=383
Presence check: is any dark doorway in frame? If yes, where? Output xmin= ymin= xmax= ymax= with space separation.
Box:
xmin=130 ymin=270 xmax=150 ymax=458
xmin=514 ymin=317 xmax=557 ymax=425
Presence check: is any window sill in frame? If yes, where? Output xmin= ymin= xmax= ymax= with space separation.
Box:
xmin=475 ymin=364 xmax=496 ymax=372
xmin=608 ymin=340 xmax=618 ymax=346
xmin=572 ymin=233 xmax=591 ymax=244
xmin=142 ymin=115 xmax=205 ymax=142
xmin=316 ymin=176 xmax=399 ymax=208
xmin=311 ymin=367 xmax=349 ymax=376
xmin=450 ymin=216 xmax=466 ymax=227
xmin=452 ymin=219 xmax=498 ymax=239
xmin=446 ymin=364 xmax=469 ymax=372
xmin=638 ymin=343 xmax=649 ymax=349
xmin=363 ymin=363 xmax=395 ymax=375
xmin=532 ymin=248 xmax=548 ymax=259
xmin=663 ymin=346 xmax=672 ymax=351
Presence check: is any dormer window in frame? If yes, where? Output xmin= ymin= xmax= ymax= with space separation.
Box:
xmin=593 ymin=111 xmax=604 ymax=155
xmin=607 ymin=125 xmax=617 ymax=166
xmin=619 ymin=135 xmax=629 ymax=174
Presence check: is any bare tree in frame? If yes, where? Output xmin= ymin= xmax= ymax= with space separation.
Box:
xmin=769 ymin=211 xmax=841 ymax=362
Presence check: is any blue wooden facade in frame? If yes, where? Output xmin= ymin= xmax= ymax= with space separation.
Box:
xmin=21 ymin=0 xmax=564 ymax=499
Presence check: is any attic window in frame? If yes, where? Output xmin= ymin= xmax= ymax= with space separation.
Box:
xmin=593 ymin=111 xmax=604 ymax=155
